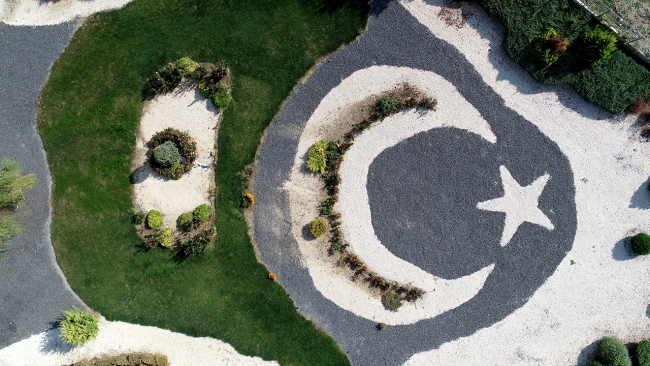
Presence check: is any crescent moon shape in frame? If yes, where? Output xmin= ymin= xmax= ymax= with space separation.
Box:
xmin=288 ymin=65 xmax=499 ymax=325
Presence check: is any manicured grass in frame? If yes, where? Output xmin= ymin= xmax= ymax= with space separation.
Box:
xmin=37 ymin=0 xmax=368 ymax=364
xmin=479 ymin=0 xmax=650 ymax=112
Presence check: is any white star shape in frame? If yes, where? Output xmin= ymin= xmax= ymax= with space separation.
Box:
xmin=477 ymin=165 xmax=554 ymax=247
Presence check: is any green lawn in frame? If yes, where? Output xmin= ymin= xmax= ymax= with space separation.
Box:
xmin=479 ymin=0 xmax=650 ymax=112
xmin=38 ymin=0 xmax=368 ymax=364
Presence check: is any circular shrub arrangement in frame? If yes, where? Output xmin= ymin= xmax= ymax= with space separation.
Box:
xmin=156 ymin=228 xmax=173 ymax=248
xmin=596 ymin=337 xmax=631 ymax=366
xmin=153 ymin=141 xmax=182 ymax=168
xmin=146 ymin=210 xmax=162 ymax=229
xmin=632 ymin=233 xmax=650 ymax=255
xmin=60 ymin=308 xmax=99 ymax=346
xmin=177 ymin=212 xmax=194 ymax=232
xmin=310 ymin=217 xmax=328 ymax=238
xmin=193 ymin=204 xmax=211 ymax=223
xmin=147 ymin=128 xmax=197 ymax=180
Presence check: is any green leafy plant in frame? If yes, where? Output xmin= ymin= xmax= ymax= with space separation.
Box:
xmin=132 ymin=211 xmax=145 ymax=225
xmin=156 ymin=228 xmax=173 ymax=248
xmin=595 ymin=337 xmax=631 ymax=366
xmin=371 ymin=96 xmax=400 ymax=121
xmin=177 ymin=212 xmax=194 ymax=232
xmin=178 ymin=226 xmax=215 ymax=257
xmin=577 ymin=27 xmax=618 ymax=66
xmin=193 ymin=204 xmax=211 ymax=224
xmin=307 ymin=139 xmax=327 ymax=174
xmin=588 ymin=362 xmax=605 ymax=366
xmin=146 ymin=210 xmax=162 ymax=229
xmin=241 ymin=193 xmax=254 ymax=208
xmin=175 ymin=56 xmax=199 ymax=76
xmin=534 ymin=28 xmax=568 ymax=68
xmin=636 ymin=340 xmax=650 ymax=366
xmin=153 ymin=141 xmax=182 ymax=168
xmin=145 ymin=62 xmax=183 ymax=95
xmin=59 ymin=308 xmax=99 ymax=346
xmin=631 ymin=232 xmax=650 ymax=255
xmin=310 ymin=217 xmax=328 ymax=238
xmin=0 ymin=159 xmax=35 ymax=254
xmin=381 ymin=287 xmax=403 ymax=312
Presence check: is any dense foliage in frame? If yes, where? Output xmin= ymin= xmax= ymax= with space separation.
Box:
xmin=70 ymin=352 xmax=169 ymax=366
xmin=60 ymin=308 xmax=99 ymax=346
xmin=594 ymin=337 xmax=631 ymax=366
xmin=146 ymin=210 xmax=162 ymax=229
xmin=310 ymin=217 xmax=328 ymax=238
xmin=631 ymin=232 xmax=650 ymax=255
xmin=147 ymin=128 xmax=197 ymax=180
xmin=307 ymin=139 xmax=327 ymax=174
xmin=637 ymin=340 xmax=650 ymax=366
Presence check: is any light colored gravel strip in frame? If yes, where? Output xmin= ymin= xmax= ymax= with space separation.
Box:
xmin=0 ymin=0 xmax=133 ymax=26
xmin=287 ymin=66 xmax=502 ymax=325
xmin=0 ymin=319 xmax=279 ymax=366
xmin=132 ymin=81 xmax=217 ymax=231
xmin=398 ymin=0 xmax=650 ymax=364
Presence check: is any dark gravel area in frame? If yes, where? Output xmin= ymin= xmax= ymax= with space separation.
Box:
xmin=0 ymin=22 xmax=86 ymax=348
xmin=254 ymin=1 xmax=577 ymax=365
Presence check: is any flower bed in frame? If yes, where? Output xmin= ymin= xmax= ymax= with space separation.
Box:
xmin=146 ymin=128 xmax=197 ymax=180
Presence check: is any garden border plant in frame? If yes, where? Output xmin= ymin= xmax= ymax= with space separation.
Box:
xmin=305 ymin=84 xmax=435 ymax=311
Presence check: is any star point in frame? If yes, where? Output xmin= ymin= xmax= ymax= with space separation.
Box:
xmin=477 ymin=165 xmax=554 ymax=247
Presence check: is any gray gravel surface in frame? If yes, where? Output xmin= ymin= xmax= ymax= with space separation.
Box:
xmin=254 ymin=1 xmax=577 ymax=365
xmin=0 ymin=21 xmax=86 ymax=349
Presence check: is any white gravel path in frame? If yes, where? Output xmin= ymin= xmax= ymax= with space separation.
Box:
xmin=0 ymin=0 xmax=133 ymax=25
xmin=0 ymin=319 xmax=279 ymax=366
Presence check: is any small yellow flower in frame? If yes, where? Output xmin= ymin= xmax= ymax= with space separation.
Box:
xmin=268 ymin=272 xmax=277 ymax=281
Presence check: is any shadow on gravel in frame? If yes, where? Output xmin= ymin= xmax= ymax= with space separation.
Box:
xmin=39 ymin=327 xmax=74 ymax=355
xmin=576 ymin=340 xmax=599 ymax=366
xmin=612 ymin=236 xmax=636 ymax=261
xmin=630 ymin=176 xmax=650 ymax=209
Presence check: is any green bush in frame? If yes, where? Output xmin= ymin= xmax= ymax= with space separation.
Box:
xmin=534 ymin=28 xmax=567 ymax=68
xmin=146 ymin=210 xmax=162 ymax=229
xmin=307 ymin=139 xmax=327 ymax=174
xmin=588 ymin=362 xmax=605 ymax=366
xmin=371 ymin=96 xmax=400 ymax=121
xmin=147 ymin=128 xmax=197 ymax=179
xmin=636 ymin=340 xmax=650 ymax=366
xmin=193 ymin=204 xmax=211 ymax=223
xmin=145 ymin=63 xmax=183 ymax=95
xmin=156 ymin=228 xmax=173 ymax=248
xmin=132 ymin=211 xmax=145 ymax=225
xmin=71 ymin=352 xmax=169 ymax=366
xmin=178 ymin=226 xmax=215 ymax=257
xmin=631 ymin=233 xmax=650 ymax=255
xmin=310 ymin=217 xmax=328 ymax=238
xmin=175 ymin=56 xmax=199 ymax=76
xmin=60 ymin=308 xmax=99 ymax=346
xmin=577 ymin=27 xmax=617 ymax=66
xmin=177 ymin=212 xmax=194 ymax=232
xmin=153 ymin=141 xmax=182 ymax=168
xmin=211 ymin=89 xmax=231 ymax=110
xmin=381 ymin=288 xmax=403 ymax=312
xmin=595 ymin=337 xmax=631 ymax=366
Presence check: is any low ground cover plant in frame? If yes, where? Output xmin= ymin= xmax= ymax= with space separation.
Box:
xmin=478 ymin=0 xmax=650 ymax=112
xmin=306 ymin=85 xmax=432 ymax=311
xmin=60 ymin=308 xmax=99 ymax=346
xmin=147 ymin=128 xmax=197 ymax=180
xmin=0 ymin=158 xmax=35 ymax=254
xmin=69 ymin=352 xmax=168 ymax=366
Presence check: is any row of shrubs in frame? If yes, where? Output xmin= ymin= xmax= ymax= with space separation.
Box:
xmin=70 ymin=353 xmax=168 ymax=366
xmin=476 ymin=0 xmax=650 ymax=113
xmin=133 ymin=204 xmax=215 ymax=256
xmin=306 ymin=88 xmax=434 ymax=311
xmin=588 ymin=336 xmax=650 ymax=366
xmin=145 ymin=57 xmax=232 ymax=111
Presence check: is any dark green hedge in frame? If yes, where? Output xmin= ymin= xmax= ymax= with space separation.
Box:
xmin=478 ymin=0 xmax=650 ymax=113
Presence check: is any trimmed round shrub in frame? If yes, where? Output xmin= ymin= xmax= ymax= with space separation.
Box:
xmin=636 ymin=340 xmax=650 ymax=366
xmin=577 ymin=27 xmax=618 ymax=67
xmin=176 ymin=56 xmax=199 ymax=76
xmin=307 ymin=140 xmax=327 ymax=174
xmin=153 ymin=141 xmax=182 ymax=168
xmin=146 ymin=210 xmax=162 ymax=229
xmin=310 ymin=217 xmax=328 ymax=238
xmin=147 ymin=128 xmax=197 ymax=180
xmin=631 ymin=233 xmax=650 ymax=255
xmin=156 ymin=228 xmax=173 ymax=248
xmin=177 ymin=212 xmax=194 ymax=232
xmin=193 ymin=204 xmax=211 ymax=223
xmin=595 ymin=337 xmax=631 ymax=366
xmin=60 ymin=308 xmax=99 ymax=346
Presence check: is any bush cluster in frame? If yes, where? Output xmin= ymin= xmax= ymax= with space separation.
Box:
xmin=60 ymin=308 xmax=99 ymax=346
xmin=147 ymin=128 xmax=197 ymax=180
xmin=146 ymin=210 xmax=162 ymax=229
xmin=631 ymin=232 xmax=650 ymax=255
xmin=307 ymin=139 xmax=327 ymax=174
xmin=70 ymin=352 xmax=169 ymax=366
